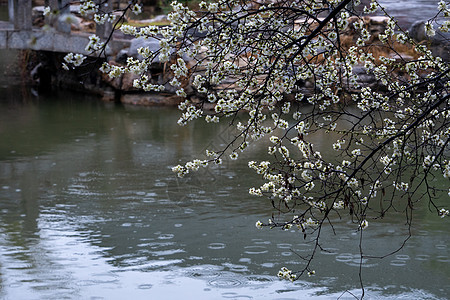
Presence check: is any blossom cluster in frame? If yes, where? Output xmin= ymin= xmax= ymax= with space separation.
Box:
xmin=277 ymin=267 xmax=297 ymax=281
xmin=94 ymin=13 xmax=116 ymax=25
xmin=62 ymin=53 xmax=86 ymax=70
xmin=85 ymin=35 xmax=104 ymax=52
xmin=79 ymin=0 xmax=98 ymax=17
xmin=171 ymin=159 xmax=208 ymax=177
xmin=63 ymin=0 xmax=449 ymax=281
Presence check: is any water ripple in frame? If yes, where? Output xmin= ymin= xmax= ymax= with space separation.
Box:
xmin=390 ymin=260 xmax=407 ymax=267
xmin=245 ymin=275 xmax=274 ymax=285
xmin=137 ymin=284 xmax=153 ymax=289
xmin=395 ymin=255 xmax=410 ymax=260
xmin=436 ymin=256 xmax=449 ymax=263
xmin=152 ymin=249 xmax=185 ymax=256
xmin=415 ymin=254 xmax=430 ymax=261
xmin=244 ymin=246 xmax=268 ymax=255
xmin=158 ymin=233 xmax=175 ymax=240
xmin=277 ymin=243 xmax=292 ymax=249
xmin=253 ymin=239 xmax=271 ymax=245
xmin=222 ymin=263 xmax=248 ymax=272
xmin=335 ymin=253 xmax=378 ymax=268
xmin=435 ymin=244 xmax=447 ymax=250
xmin=221 ymin=292 xmax=252 ymax=299
xmin=208 ymin=243 xmax=226 ymax=250
xmin=185 ymin=264 xmax=224 ymax=279
xmin=208 ymin=278 xmax=243 ymax=288
xmin=335 ymin=253 xmax=353 ymax=263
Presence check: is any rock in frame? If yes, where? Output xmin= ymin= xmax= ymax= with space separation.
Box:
xmin=344 ymin=16 xmax=389 ymax=42
xmin=115 ymin=49 xmax=129 ymax=64
xmin=132 ymin=15 xmax=168 ymax=25
xmin=101 ymin=62 xmax=122 ymax=90
xmin=76 ymin=20 xmax=95 ymax=32
xmin=409 ymin=20 xmax=450 ymax=61
xmin=127 ymin=37 xmax=163 ymax=62
xmin=120 ymin=93 xmax=183 ymax=106
xmin=115 ymin=37 xmax=197 ymax=95
xmin=388 ymin=53 xmax=414 ymax=61
xmin=30 ymin=62 xmax=43 ymax=82
xmin=150 ymin=15 xmax=168 ymax=23
xmin=126 ymin=37 xmax=195 ymax=63
xmin=100 ymin=62 xmax=141 ymax=91
xmin=121 ymin=72 xmax=141 ymax=91
xmin=352 ymin=65 xmax=377 ymax=87
xmin=409 ymin=21 xmax=428 ymax=42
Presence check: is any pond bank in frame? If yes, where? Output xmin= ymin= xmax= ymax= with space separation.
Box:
xmin=24 ymin=11 xmax=448 ymax=106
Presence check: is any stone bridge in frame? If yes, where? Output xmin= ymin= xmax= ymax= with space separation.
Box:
xmin=0 ymin=0 xmax=130 ymax=55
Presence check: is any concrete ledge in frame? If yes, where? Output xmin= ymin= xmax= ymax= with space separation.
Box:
xmin=0 ymin=27 xmax=131 ymax=56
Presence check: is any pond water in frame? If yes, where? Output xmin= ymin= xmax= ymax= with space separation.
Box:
xmin=377 ymin=0 xmax=442 ymax=29
xmin=0 ymin=82 xmax=448 ymax=300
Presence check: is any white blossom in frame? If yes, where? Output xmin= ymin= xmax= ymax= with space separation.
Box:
xmin=360 ymin=219 xmax=369 ymax=230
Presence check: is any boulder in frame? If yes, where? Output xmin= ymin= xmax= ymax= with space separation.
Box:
xmin=132 ymin=15 xmax=168 ymax=25
xmin=120 ymin=72 xmax=141 ymax=91
xmin=125 ymin=37 xmax=195 ymax=63
xmin=343 ymin=16 xmax=389 ymax=43
xmin=115 ymin=49 xmax=129 ymax=64
xmin=409 ymin=20 xmax=450 ymax=61
xmin=127 ymin=37 xmax=163 ymax=62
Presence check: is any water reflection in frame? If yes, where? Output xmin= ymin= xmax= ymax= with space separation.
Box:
xmin=0 ymin=88 xmax=448 ymax=299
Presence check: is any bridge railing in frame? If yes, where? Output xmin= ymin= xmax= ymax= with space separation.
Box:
xmin=7 ymin=0 xmax=112 ymax=38
xmin=2 ymin=0 xmax=127 ymax=55
xmin=9 ymin=0 xmax=32 ymax=30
